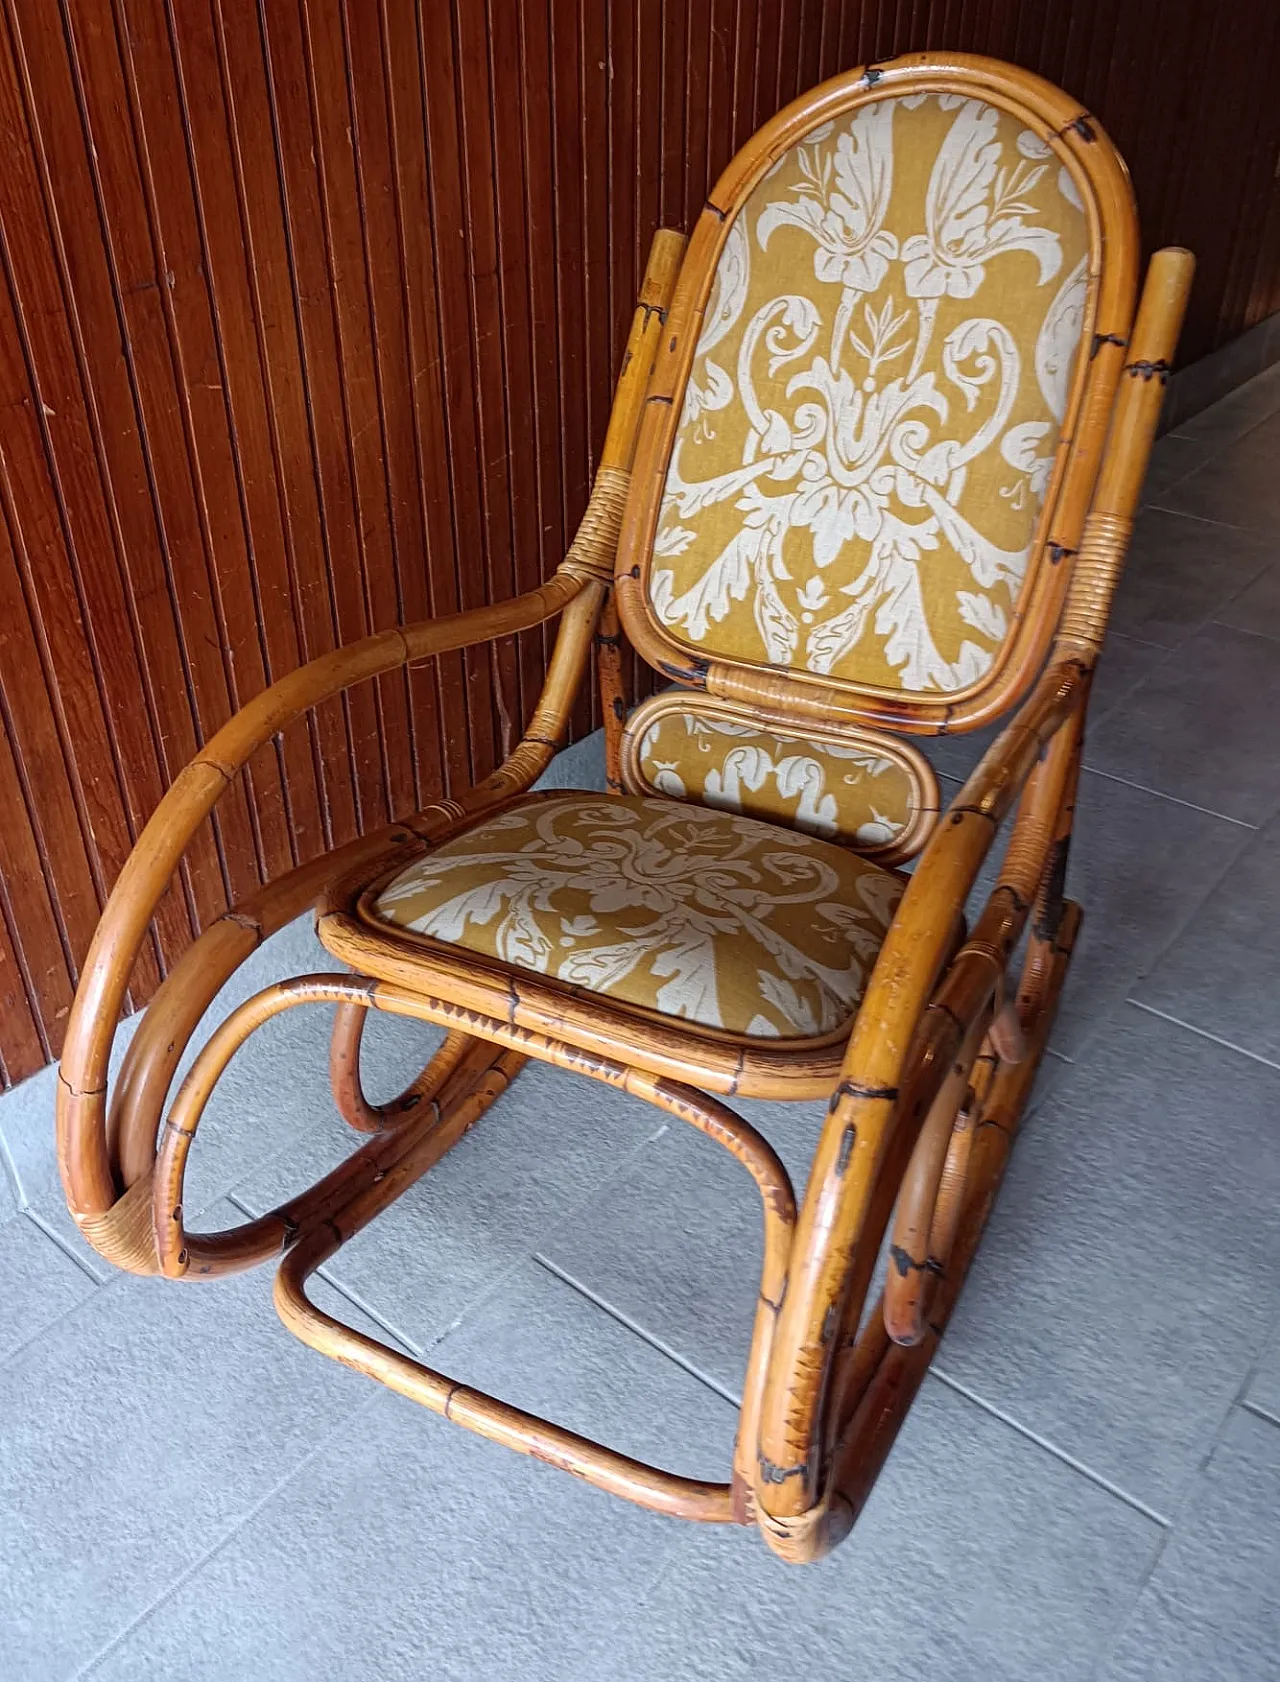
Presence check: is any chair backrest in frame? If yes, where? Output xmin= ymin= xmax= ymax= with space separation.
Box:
xmin=615 ymin=53 xmax=1139 ymax=739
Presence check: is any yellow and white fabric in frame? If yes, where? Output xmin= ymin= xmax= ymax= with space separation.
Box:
xmin=628 ymin=704 xmax=922 ymax=854
xmin=650 ymin=93 xmax=1089 ymax=695
xmin=371 ymin=794 xmax=903 ymax=1040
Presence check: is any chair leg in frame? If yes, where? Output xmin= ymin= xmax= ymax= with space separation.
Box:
xmin=882 ymin=1005 xmax=992 ymax=1347
xmin=148 ymin=976 xmax=525 ymax=1280
xmin=596 ymin=587 xmax=628 ymax=795
xmin=811 ymin=899 xmax=1082 ymax=1558
xmin=758 ymin=782 xmax=1085 ymax=1568
xmin=275 ymin=1031 xmax=758 ymax=1527
xmin=329 ymin=1000 xmax=473 ymax=1133
xmin=270 ymin=987 xmax=809 ymax=1529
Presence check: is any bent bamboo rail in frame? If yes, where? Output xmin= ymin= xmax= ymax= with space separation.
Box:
xmin=270 ymin=992 xmax=791 ymax=1525
xmin=56 ymin=226 xmax=687 ymax=1269
xmin=274 ymin=1042 xmax=743 ymax=1524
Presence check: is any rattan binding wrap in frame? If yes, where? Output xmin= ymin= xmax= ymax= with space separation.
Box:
xmin=558 ymin=466 xmax=632 ymax=583
xmin=1058 ymin=511 xmax=1134 ymax=652
xmin=76 ymin=1168 xmax=161 ymax=1275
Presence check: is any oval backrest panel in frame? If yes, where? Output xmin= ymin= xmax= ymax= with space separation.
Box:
xmin=654 ymin=93 xmax=1086 ymax=693
xmin=616 ymin=59 xmax=1138 ymax=732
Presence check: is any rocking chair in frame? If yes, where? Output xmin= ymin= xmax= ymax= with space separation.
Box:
xmin=57 ymin=52 xmax=1192 ymax=1563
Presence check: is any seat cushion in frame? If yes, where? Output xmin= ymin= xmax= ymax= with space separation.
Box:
xmin=370 ymin=793 xmax=903 ymax=1041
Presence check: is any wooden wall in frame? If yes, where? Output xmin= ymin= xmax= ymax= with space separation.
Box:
xmin=1 ymin=0 xmax=1278 ymax=1086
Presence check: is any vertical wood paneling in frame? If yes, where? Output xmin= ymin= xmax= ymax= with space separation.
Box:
xmin=1 ymin=0 xmax=1278 ymax=1085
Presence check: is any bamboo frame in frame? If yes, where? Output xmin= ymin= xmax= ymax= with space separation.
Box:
xmin=55 ymin=56 xmax=1194 ymax=1565
xmin=613 ymin=53 xmax=1141 ymax=739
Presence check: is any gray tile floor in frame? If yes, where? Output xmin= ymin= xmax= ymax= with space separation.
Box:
xmin=3 ymin=364 xmax=1280 ymax=1680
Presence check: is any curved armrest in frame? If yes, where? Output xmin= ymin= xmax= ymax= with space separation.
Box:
xmin=56 ymin=221 xmax=690 ymax=1249
xmin=200 ymin=572 xmax=583 ymax=781
xmin=57 ymin=572 xmax=587 ymax=1219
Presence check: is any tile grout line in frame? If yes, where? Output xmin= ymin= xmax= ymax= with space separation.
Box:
xmin=1149 ymin=388 xmax=1280 ymax=517
xmin=0 ymin=1122 xmax=22 ymax=1208
xmin=1212 ymin=1290 xmax=1280 ymax=1449
xmin=1093 ymin=1303 xmax=1280 ymax=1682
xmin=1091 ymin=780 xmax=1264 ymax=1013
xmin=1078 ymin=1040 xmax=1280 ymax=1680
xmin=1144 ymin=499 xmax=1250 ymax=530
xmin=532 ymin=1253 xmax=744 ymax=1411
xmin=72 ymin=1390 xmax=389 ymax=1681
xmin=1209 ymin=613 xmax=1280 ymax=647
xmin=1240 ymin=1399 xmax=1280 ymax=1431
xmin=1167 ymin=390 xmax=1280 ymax=458
xmin=0 ymin=1237 xmax=112 ymax=1369
xmin=1112 ymin=884 xmax=1261 ymax=1016
xmin=1099 ymin=628 xmax=1169 ymax=652
xmin=22 ymin=1205 xmax=110 ymax=1284
xmin=223 ymin=1190 xmax=428 ymax=1360
xmin=219 ymin=1113 xmax=681 ymax=1372
xmin=927 ymin=1367 xmax=1170 ymax=1527
xmin=1076 ymin=764 xmax=1259 ymax=828
xmin=944 ymin=761 xmax=1257 ymax=831
xmin=1084 ymin=1509 xmax=1179 ymax=1682
xmin=1123 ymin=998 xmax=1280 ymax=1074
xmin=1200 ymin=387 xmax=1280 ymax=455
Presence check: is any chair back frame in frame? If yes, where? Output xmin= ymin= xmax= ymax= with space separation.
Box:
xmin=615 ymin=51 xmax=1140 ymax=738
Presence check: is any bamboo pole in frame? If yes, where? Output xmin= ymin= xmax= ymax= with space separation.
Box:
xmin=329 ymin=1006 xmax=471 ymax=1134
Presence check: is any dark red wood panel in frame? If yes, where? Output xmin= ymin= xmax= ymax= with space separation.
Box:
xmin=0 ymin=0 xmax=1277 ymax=1085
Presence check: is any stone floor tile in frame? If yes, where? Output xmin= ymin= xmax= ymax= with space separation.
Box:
xmin=1044 ymin=768 xmax=1248 ymax=1058
xmin=1085 ymin=622 xmax=1280 ymax=824
xmin=232 ymin=1055 xmax=660 ymax=1354
xmin=938 ymin=1006 xmax=1280 ymax=1515
xmin=1100 ymin=1408 xmax=1280 ymax=1681
xmin=1133 ymin=810 xmax=1280 ymax=1068
xmin=1154 ymin=422 xmax=1280 ymax=532
xmin=1108 ymin=507 xmax=1271 ymax=650
xmin=86 ymin=1264 xmax=737 ymax=1682
xmin=1215 ymin=556 xmax=1280 ymax=642
xmin=583 ymin=1377 xmax=1160 ymax=1682
xmin=0 ymin=1201 xmax=374 ymax=1682
xmin=0 ymin=1211 xmax=99 ymax=1364
xmin=538 ymin=1103 xmax=819 ymax=1400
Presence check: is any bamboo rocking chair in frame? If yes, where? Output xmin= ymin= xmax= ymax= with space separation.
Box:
xmin=57 ymin=53 xmax=1192 ymax=1562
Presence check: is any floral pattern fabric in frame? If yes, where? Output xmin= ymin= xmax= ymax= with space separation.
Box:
xmin=371 ymin=794 xmax=903 ymax=1040
xmin=630 ymin=706 xmax=918 ymax=854
xmin=650 ymin=93 xmax=1089 ymax=695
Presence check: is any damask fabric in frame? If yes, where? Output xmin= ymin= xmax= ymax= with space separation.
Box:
xmin=633 ymin=708 xmax=913 ymax=852
xmin=652 ymin=93 xmax=1089 ymax=694
xmin=372 ymin=794 xmax=903 ymax=1040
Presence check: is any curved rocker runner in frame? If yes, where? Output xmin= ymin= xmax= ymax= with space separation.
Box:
xmin=56 ymin=52 xmax=1192 ymax=1564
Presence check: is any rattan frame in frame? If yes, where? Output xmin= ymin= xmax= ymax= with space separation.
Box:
xmin=615 ymin=51 xmax=1139 ymax=737
xmin=57 ymin=53 xmax=1192 ymax=1564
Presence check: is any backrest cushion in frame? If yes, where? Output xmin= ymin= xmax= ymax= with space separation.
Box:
xmin=649 ymin=93 xmax=1089 ymax=696
xmin=621 ymin=691 xmax=938 ymax=864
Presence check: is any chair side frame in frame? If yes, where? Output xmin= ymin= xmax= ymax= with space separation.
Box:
xmin=55 ymin=56 xmax=1194 ymax=1564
